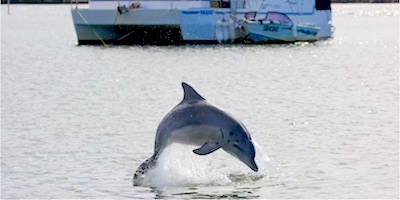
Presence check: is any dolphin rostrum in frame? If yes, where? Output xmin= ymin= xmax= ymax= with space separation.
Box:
xmin=133 ymin=82 xmax=258 ymax=186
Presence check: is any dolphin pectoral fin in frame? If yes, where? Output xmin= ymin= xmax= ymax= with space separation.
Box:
xmin=193 ymin=143 xmax=221 ymax=155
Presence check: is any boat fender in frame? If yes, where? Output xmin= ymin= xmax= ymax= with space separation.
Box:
xmin=222 ymin=19 xmax=229 ymax=42
xmin=117 ymin=5 xmax=129 ymax=15
xmin=228 ymin=17 xmax=236 ymax=40
xmin=129 ymin=2 xmax=140 ymax=9
xmin=215 ymin=19 xmax=224 ymax=44
xmin=291 ymin=23 xmax=298 ymax=38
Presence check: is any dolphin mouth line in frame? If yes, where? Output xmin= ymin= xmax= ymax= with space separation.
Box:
xmin=250 ymin=163 xmax=259 ymax=172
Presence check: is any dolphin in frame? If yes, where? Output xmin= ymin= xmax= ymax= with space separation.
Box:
xmin=133 ymin=82 xmax=258 ymax=186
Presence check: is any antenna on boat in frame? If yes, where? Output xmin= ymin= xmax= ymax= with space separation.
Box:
xmin=230 ymin=0 xmax=237 ymax=21
xmin=7 ymin=0 xmax=10 ymax=15
xmin=255 ymin=0 xmax=263 ymax=21
xmin=299 ymin=0 xmax=304 ymax=23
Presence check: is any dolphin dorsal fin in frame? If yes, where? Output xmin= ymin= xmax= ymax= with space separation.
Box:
xmin=181 ymin=82 xmax=205 ymax=102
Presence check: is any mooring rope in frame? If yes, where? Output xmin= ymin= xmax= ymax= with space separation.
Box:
xmin=76 ymin=9 xmax=109 ymax=48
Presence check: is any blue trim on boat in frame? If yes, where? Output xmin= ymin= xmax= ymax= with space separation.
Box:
xmin=181 ymin=11 xmax=200 ymax=14
xmin=216 ymin=7 xmax=316 ymax=15
xmin=182 ymin=10 xmax=214 ymax=15
xmin=181 ymin=7 xmax=317 ymax=16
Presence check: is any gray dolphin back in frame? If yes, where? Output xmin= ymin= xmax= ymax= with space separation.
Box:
xmin=133 ymin=82 xmax=203 ymax=185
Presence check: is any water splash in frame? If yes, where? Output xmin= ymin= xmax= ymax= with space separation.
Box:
xmin=140 ymin=141 xmax=279 ymax=187
xmin=253 ymin=141 xmax=281 ymax=179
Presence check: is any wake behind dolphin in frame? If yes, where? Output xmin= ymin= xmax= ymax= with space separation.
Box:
xmin=133 ymin=82 xmax=258 ymax=186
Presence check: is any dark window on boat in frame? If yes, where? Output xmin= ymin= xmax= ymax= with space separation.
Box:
xmin=265 ymin=12 xmax=292 ymax=24
xmin=315 ymin=0 xmax=331 ymax=10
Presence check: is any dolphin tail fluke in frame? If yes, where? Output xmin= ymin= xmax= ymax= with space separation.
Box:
xmin=133 ymin=154 xmax=157 ymax=186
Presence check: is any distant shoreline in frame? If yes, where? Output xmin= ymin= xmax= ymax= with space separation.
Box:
xmin=1 ymin=0 xmax=399 ymax=4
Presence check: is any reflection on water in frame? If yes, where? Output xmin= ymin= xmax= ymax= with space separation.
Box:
xmin=228 ymin=173 xmax=265 ymax=182
xmin=151 ymin=186 xmax=262 ymax=199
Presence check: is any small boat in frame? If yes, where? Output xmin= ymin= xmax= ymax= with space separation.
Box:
xmin=71 ymin=0 xmax=333 ymax=45
xmin=243 ymin=11 xmax=321 ymax=43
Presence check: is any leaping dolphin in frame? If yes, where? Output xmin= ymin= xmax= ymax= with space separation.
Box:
xmin=133 ymin=82 xmax=258 ymax=186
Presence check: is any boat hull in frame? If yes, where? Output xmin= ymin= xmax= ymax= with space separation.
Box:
xmin=245 ymin=22 xmax=321 ymax=43
xmin=72 ymin=9 xmax=184 ymax=45
xmin=74 ymin=24 xmax=183 ymax=45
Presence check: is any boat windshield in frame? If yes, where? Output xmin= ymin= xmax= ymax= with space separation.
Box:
xmin=265 ymin=12 xmax=292 ymax=24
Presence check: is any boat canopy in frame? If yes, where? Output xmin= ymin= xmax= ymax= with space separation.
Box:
xmin=262 ymin=12 xmax=292 ymax=24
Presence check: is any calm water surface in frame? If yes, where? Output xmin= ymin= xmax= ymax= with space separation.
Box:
xmin=1 ymin=3 xmax=399 ymax=199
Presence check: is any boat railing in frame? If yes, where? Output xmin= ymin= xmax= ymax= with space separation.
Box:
xmin=68 ymin=0 xmax=327 ymax=13
xmin=69 ymin=0 xmax=251 ymax=10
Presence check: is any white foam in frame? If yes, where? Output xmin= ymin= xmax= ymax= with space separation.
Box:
xmin=141 ymin=141 xmax=279 ymax=187
xmin=253 ymin=141 xmax=281 ymax=178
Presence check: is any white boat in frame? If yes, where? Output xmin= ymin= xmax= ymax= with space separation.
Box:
xmin=71 ymin=0 xmax=333 ymax=45
xmin=242 ymin=11 xmax=321 ymax=43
